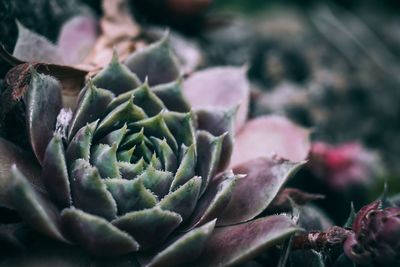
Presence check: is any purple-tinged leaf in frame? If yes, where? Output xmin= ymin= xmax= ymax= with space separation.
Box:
xmin=112 ymin=207 xmax=182 ymax=250
xmin=41 ymin=134 xmax=71 ymax=208
xmin=196 ymin=131 xmax=225 ymax=194
xmin=61 ymin=208 xmax=139 ymax=256
xmin=158 ymin=177 xmax=201 ymax=221
xmin=0 ymin=137 xmax=41 ymax=208
xmin=70 ymin=160 xmax=117 ymax=220
xmin=217 ymin=157 xmax=304 ymax=226
xmin=230 ymin=115 xmax=311 ymax=168
xmin=68 ymin=82 xmax=114 ymax=140
xmin=8 ymin=165 xmax=67 ymax=242
xmin=13 ymin=21 xmax=64 ymax=64
xmin=193 ymin=215 xmax=298 ymax=267
xmin=124 ymin=34 xmax=181 ymax=86
xmin=26 ymin=69 xmax=62 ymax=164
xmin=185 ymin=171 xmax=240 ymax=230
xmin=183 ymin=66 xmax=250 ymax=132
xmin=195 ymin=108 xmax=234 ymax=172
xmin=144 ymin=220 xmax=216 ymax=267
xmin=57 ymin=16 xmax=98 ymax=65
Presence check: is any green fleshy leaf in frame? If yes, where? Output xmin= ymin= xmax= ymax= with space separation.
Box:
xmin=196 ymin=131 xmax=225 ymax=195
xmin=118 ymin=160 xmax=144 ymax=180
xmin=112 ymin=207 xmax=182 ymax=250
xmin=92 ymin=50 xmax=141 ymax=95
xmin=68 ymin=82 xmax=114 ymax=141
xmin=158 ymin=177 xmax=201 ymax=221
xmin=138 ymin=166 xmax=174 ymax=198
xmin=0 ymin=138 xmax=42 ymax=208
xmin=26 ymin=69 xmax=62 ymax=164
xmin=151 ymin=137 xmax=177 ymax=173
xmin=129 ymin=114 xmax=178 ymax=152
xmin=104 ymin=179 xmax=157 ymax=214
xmin=8 ymin=165 xmax=66 ymax=242
xmin=170 ymin=144 xmax=196 ymax=191
xmin=124 ymin=33 xmax=181 ymax=86
xmin=130 ymin=81 xmax=165 ymax=116
xmin=195 ymin=108 xmax=235 ymax=172
xmin=120 ymin=128 xmax=146 ymax=150
xmin=193 ymin=215 xmax=298 ymax=267
xmin=96 ymin=98 xmax=147 ymax=137
xmin=162 ymin=111 xmax=195 ymax=147
xmin=152 ymin=79 xmax=191 ymax=112
xmin=61 ymin=208 xmax=139 ymax=256
xmin=70 ymin=160 xmax=117 ymax=220
xmin=41 ymin=134 xmax=71 ymax=208
xmin=217 ymin=157 xmax=304 ymax=226
xmin=90 ymin=144 xmax=120 ymax=179
xmin=150 ymin=153 xmax=163 ymax=170
xmin=144 ymin=220 xmax=216 ymax=267
xmin=136 ymin=140 xmax=153 ymax=163
xmin=186 ymin=171 xmax=240 ymax=230
xmin=117 ymin=146 xmax=136 ymax=162
xmin=66 ymin=120 xmax=98 ymax=163
xmin=99 ymin=124 xmax=128 ymax=147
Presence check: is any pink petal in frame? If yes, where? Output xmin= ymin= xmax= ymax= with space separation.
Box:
xmin=183 ymin=66 xmax=250 ymax=132
xmin=230 ymin=115 xmax=311 ymax=168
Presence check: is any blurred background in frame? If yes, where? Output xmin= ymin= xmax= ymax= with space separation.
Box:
xmin=1 ymin=0 xmax=400 ymax=225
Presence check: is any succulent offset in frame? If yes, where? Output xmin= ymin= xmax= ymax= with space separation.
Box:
xmin=0 ymin=36 xmax=310 ymax=266
xmin=344 ymin=201 xmax=400 ymax=267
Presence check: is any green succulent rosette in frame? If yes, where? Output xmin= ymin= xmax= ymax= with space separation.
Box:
xmin=0 ymin=37 xmax=309 ymax=267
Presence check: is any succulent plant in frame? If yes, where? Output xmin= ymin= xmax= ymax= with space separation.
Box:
xmin=344 ymin=201 xmax=400 ymax=266
xmin=0 ymin=35 xmax=311 ymax=266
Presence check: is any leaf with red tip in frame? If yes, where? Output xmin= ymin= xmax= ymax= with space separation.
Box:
xmin=0 ymin=138 xmax=41 ymax=208
xmin=57 ymin=16 xmax=98 ymax=65
xmin=41 ymin=134 xmax=71 ymax=208
xmin=183 ymin=66 xmax=250 ymax=131
xmin=26 ymin=69 xmax=62 ymax=164
xmin=112 ymin=207 xmax=182 ymax=250
xmin=193 ymin=215 xmax=298 ymax=267
xmin=144 ymin=220 xmax=216 ymax=267
xmin=217 ymin=157 xmax=304 ymax=226
xmin=13 ymin=22 xmax=64 ymax=64
xmin=8 ymin=166 xmax=66 ymax=242
xmin=124 ymin=34 xmax=180 ymax=86
xmin=230 ymin=115 xmax=311 ymax=168
xmin=61 ymin=208 xmax=139 ymax=256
